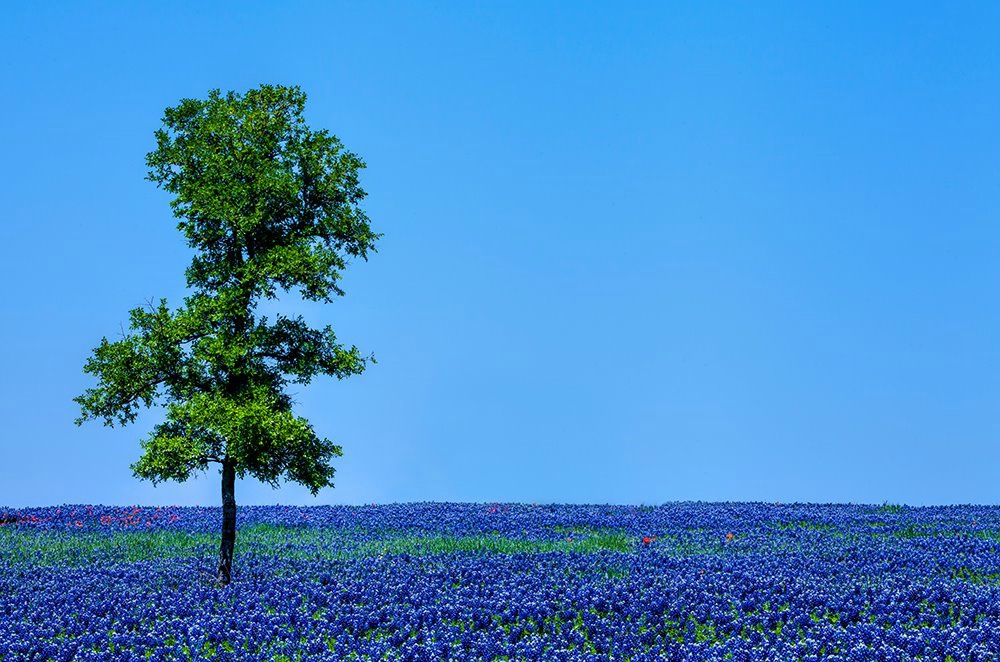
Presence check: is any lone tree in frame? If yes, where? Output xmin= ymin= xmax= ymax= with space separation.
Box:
xmin=74 ymin=84 xmax=379 ymax=586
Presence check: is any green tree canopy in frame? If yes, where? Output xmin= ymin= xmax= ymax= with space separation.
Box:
xmin=74 ymin=84 xmax=379 ymax=585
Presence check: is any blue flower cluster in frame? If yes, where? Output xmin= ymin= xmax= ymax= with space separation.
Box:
xmin=1 ymin=502 xmax=998 ymax=661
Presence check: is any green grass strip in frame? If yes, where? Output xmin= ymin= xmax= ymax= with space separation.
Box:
xmin=0 ymin=525 xmax=641 ymax=567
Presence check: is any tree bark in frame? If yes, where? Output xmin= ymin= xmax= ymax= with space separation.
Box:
xmin=216 ymin=226 xmax=248 ymax=588
xmin=216 ymin=460 xmax=237 ymax=587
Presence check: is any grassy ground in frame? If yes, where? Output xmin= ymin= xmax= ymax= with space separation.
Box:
xmin=0 ymin=524 xmax=644 ymax=568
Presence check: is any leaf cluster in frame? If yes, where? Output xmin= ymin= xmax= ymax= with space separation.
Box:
xmin=145 ymin=84 xmax=379 ymax=303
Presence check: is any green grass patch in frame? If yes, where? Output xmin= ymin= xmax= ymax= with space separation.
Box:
xmin=357 ymin=530 xmax=636 ymax=556
xmin=892 ymin=524 xmax=934 ymax=539
xmin=0 ymin=528 xmax=216 ymax=567
xmin=769 ymin=520 xmax=839 ymax=533
xmin=947 ymin=566 xmax=1000 ymax=585
xmin=0 ymin=524 xmax=640 ymax=568
xmin=972 ymin=530 xmax=1000 ymax=542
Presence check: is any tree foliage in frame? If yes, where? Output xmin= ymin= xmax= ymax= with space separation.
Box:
xmin=74 ymin=84 xmax=379 ymax=496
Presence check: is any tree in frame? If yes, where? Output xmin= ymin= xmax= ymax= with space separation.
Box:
xmin=74 ymin=84 xmax=379 ymax=587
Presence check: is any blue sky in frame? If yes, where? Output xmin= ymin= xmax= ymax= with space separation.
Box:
xmin=2 ymin=3 xmax=998 ymax=508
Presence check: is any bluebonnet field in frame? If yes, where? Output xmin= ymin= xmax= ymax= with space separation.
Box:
xmin=1 ymin=502 xmax=999 ymax=661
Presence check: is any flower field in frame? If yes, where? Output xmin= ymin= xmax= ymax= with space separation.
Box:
xmin=1 ymin=503 xmax=999 ymax=661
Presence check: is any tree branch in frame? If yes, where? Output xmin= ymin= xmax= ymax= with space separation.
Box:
xmin=109 ymin=375 xmax=167 ymax=411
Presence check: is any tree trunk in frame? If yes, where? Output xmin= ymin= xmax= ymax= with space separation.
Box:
xmin=216 ymin=460 xmax=237 ymax=587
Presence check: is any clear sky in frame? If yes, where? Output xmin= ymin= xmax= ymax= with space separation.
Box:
xmin=2 ymin=3 xmax=998 ymax=508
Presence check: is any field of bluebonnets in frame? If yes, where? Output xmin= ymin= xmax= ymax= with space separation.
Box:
xmin=1 ymin=503 xmax=999 ymax=661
